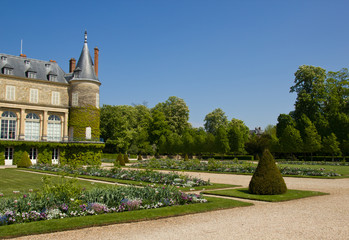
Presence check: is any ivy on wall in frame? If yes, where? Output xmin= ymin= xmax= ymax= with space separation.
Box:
xmin=69 ymin=106 xmax=100 ymax=140
xmin=0 ymin=141 xmax=104 ymax=166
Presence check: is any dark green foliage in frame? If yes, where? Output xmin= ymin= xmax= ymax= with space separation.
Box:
xmin=116 ymin=153 xmax=125 ymax=166
xmin=124 ymin=154 xmax=129 ymax=163
xmin=249 ymin=149 xmax=287 ymax=195
xmin=137 ymin=154 xmax=143 ymax=161
xmin=17 ymin=151 xmax=32 ymax=168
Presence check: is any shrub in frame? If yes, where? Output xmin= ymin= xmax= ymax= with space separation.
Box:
xmin=184 ymin=154 xmax=189 ymax=161
xmin=116 ymin=153 xmax=125 ymax=166
xmin=17 ymin=151 xmax=32 ymax=168
xmin=249 ymin=149 xmax=287 ymax=195
xmin=124 ymin=154 xmax=129 ymax=164
xmin=137 ymin=154 xmax=143 ymax=161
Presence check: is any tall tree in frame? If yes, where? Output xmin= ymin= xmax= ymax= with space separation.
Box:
xmin=290 ymin=65 xmax=326 ymax=122
xmin=279 ymin=125 xmax=303 ymax=159
xmin=153 ymin=96 xmax=190 ymax=135
xmin=215 ymin=126 xmax=230 ymax=158
xmin=301 ymin=117 xmax=322 ymax=160
xmin=204 ymin=108 xmax=228 ymax=135
xmin=322 ymin=133 xmax=341 ymax=161
xmin=276 ymin=114 xmax=295 ymax=139
xmin=227 ymin=118 xmax=249 ymax=154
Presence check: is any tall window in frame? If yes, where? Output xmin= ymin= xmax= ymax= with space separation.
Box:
xmin=72 ymin=92 xmax=78 ymax=106
xmin=30 ymin=89 xmax=38 ymax=103
xmin=96 ymin=93 xmax=100 ymax=108
xmin=29 ymin=148 xmax=38 ymax=160
xmin=1 ymin=111 xmax=17 ymax=139
xmin=5 ymin=147 xmax=13 ymax=160
xmin=47 ymin=115 xmax=61 ymax=141
xmin=51 ymin=92 xmax=60 ymax=105
xmin=6 ymin=86 xmax=15 ymax=101
xmin=25 ymin=113 xmax=40 ymax=140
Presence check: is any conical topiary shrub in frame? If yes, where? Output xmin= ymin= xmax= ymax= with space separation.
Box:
xmin=137 ymin=154 xmax=143 ymax=161
xmin=116 ymin=153 xmax=125 ymax=166
xmin=17 ymin=151 xmax=32 ymax=168
xmin=184 ymin=154 xmax=189 ymax=161
xmin=123 ymin=154 xmax=129 ymax=164
xmin=249 ymin=149 xmax=287 ymax=195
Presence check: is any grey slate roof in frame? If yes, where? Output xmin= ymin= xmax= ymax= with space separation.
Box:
xmin=0 ymin=54 xmax=68 ymax=84
xmin=71 ymin=31 xmax=99 ymax=82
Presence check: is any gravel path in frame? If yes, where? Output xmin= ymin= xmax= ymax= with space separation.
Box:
xmin=16 ymin=172 xmax=349 ymax=240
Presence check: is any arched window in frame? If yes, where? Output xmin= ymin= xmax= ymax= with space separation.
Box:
xmin=47 ymin=115 xmax=61 ymax=141
xmin=1 ymin=111 xmax=17 ymax=139
xmin=25 ymin=113 xmax=40 ymax=140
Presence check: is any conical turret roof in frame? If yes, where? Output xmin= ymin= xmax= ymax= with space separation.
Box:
xmin=72 ymin=31 xmax=99 ymax=82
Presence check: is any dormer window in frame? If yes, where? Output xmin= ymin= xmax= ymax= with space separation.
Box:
xmin=48 ymin=74 xmax=57 ymax=82
xmin=45 ymin=63 xmax=50 ymax=69
xmin=1 ymin=56 xmax=7 ymax=62
xmin=74 ymin=68 xmax=81 ymax=78
xmin=24 ymin=60 xmax=30 ymax=65
xmin=27 ymin=71 xmax=36 ymax=79
xmin=2 ymin=67 xmax=13 ymax=75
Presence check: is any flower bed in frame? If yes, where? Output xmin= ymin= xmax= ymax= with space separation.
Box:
xmin=130 ymin=159 xmax=341 ymax=177
xmin=0 ymin=178 xmax=206 ymax=226
xmin=28 ymin=164 xmax=211 ymax=187
xmin=276 ymin=160 xmax=349 ymax=166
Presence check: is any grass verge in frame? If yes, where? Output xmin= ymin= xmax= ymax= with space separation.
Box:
xmin=0 ymin=196 xmax=252 ymax=238
xmin=202 ymin=188 xmax=328 ymax=202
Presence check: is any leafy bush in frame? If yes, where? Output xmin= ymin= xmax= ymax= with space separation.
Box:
xmin=116 ymin=153 xmax=125 ymax=166
xmin=249 ymin=149 xmax=287 ymax=195
xmin=184 ymin=154 xmax=189 ymax=161
xmin=17 ymin=151 xmax=32 ymax=168
xmin=137 ymin=155 xmax=143 ymax=161
xmin=124 ymin=154 xmax=129 ymax=163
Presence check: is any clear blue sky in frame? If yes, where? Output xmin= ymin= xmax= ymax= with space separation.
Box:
xmin=1 ymin=0 xmax=348 ymax=129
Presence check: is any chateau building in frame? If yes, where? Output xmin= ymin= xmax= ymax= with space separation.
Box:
xmin=0 ymin=32 xmax=102 ymax=166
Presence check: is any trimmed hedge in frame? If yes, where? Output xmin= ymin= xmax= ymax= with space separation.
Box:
xmin=249 ymin=149 xmax=287 ymax=195
xmin=17 ymin=151 xmax=32 ymax=168
xmin=0 ymin=141 xmax=104 ymax=166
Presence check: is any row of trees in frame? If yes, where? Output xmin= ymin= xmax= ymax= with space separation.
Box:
xmin=255 ymin=66 xmax=348 ymax=159
xmin=100 ymin=65 xmax=348 ymax=158
xmin=100 ymin=97 xmax=250 ymax=156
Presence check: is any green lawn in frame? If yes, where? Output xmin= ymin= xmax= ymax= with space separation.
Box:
xmin=0 ymin=196 xmax=252 ymax=238
xmin=0 ymin=169 xmax=113 ymax=198
xmin=203 ymin=188 xmax=328 ymax=202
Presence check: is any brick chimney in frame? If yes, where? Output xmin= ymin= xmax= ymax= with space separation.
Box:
xmin=19 ymin=54 xmax=27 ymax=57
xmin=49 ymin=60 xmax=56 ymax=63
xmin=69 ymin=58 xmax=76 ymax=72
xmin=94 ymin=47 xmax=99 ymax=77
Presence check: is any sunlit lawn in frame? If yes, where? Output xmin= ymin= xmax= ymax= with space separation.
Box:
xmin=0 ymin=169 xmax=113 ymax=198
xmin=203 ymin=188 xmax=328 ymax=202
